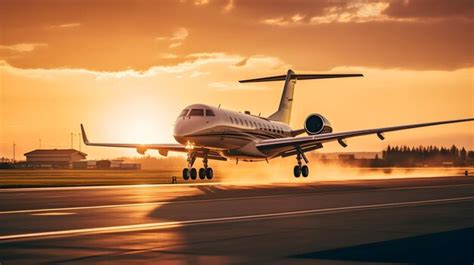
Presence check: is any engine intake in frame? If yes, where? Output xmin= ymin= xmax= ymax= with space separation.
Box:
xmin=304 ymin=114 xmax=333 ymax=135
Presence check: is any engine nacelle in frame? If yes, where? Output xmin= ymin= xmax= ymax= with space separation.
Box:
xmin=137 ymin=147 xmax=147 ymax=155
xmin=304 ymin=114 xmax=333 ymax=135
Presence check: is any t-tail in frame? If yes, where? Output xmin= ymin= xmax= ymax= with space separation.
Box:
xmin=239 ymin=69 xmax=364 ymax=124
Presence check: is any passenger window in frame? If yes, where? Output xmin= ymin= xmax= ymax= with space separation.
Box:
xmin=179 ymin=109 xmax=189 ymax=117
xmin=205 ymin=109 xmax=215 ymax=116
xmin=230 ymin=117 xmax=234 ymax=123
xmin=239 ymin=119 xmax=243 ymax=125
xmin=244 ymin=120 xmax=249 ymax=127
xmin=189 ymin=109 xmax=204 ymax=116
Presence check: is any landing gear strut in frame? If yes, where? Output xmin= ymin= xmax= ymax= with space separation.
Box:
xmin=293 ymin=149 xmax=309 ymax=178
xmin=182 ymin=152 xmax=213 ymax=181
xmin=182 ymin=152 xmax=196 ymax=180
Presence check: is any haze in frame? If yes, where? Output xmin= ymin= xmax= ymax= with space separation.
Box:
xmin=1 ymin=0 xmax=473 ymax=159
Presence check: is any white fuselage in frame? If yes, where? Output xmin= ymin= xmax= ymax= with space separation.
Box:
xmin=173 ymin=104 xmax=292 ymax=161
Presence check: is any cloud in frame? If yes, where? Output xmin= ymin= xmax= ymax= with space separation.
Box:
xmin=156 ymin=27 xmax=189 ymax=41
xmin=194 ymin=0 xmax=209 ymax=6
xmin=49 ymin=23 xmax=82 ymax=29
xmin=0 ymin=43 xmax=48 ymax=52
xmin=156 ymin=27 xmax=189 ymax=49
xmin=0 ymin=53 xmax=282 ymax=79
xmin=261 ymin=0 xmax=473 ymax=26
xmin=234 ymin=57 xmax=248 ymax=67
xmin=189 ymin=71 xmax=210 ymax=78
xmin=1 ymin=1 xmax=471 ymax=71
xmin=159 ymin=53 xmax=179 ymax=59
xmin=310 ymin=1 xmax=392 ymax=24
xmin=223 ymin=0 xmax=234 ymax=12
xmin=0 ymin=53 xmax=289 ymax=88
xmin=384 ymin=0 xmax=474 ymax=20
xmin=291 ymin=13 xmax=305 ymax=22
xmin=262 ymin=1 xmax=397 ymax=26
xmin=262 ymin=17 xmax=290 ymax=26
xmin=169 ymin=42 xmax=182 ymax=49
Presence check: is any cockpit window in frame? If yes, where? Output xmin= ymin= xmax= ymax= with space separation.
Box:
xmin=189 ymin=109 xmax=204 ymax=116
xmin=205 ymin=109 xmax=215 ymax=116
xmin=179 ymin=109 xmax=189 ymax=117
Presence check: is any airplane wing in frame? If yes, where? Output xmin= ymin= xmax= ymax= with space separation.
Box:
xmin=256 ymin=118 xmax=474 ymax=154
xmin=80 ymin=124 xmax=227 ymax=161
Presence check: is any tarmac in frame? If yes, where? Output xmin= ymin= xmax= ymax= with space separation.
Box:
xmin=0 ymin=176 xmax=473 ymax=264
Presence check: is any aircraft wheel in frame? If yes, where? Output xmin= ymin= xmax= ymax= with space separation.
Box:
xmin=182 ymin=168 xmax=190 ymax=180
xmin=206 ymin=167 xmax=214 ymax=180
xmin=190 ymin=168 xmax=197 ymax=180
xmin=199 ymin=168 xmax=206 ymax=180
xmin=301 ymin=165 xmax=309 ymax=177
xmin=293 ymin=165 xmax=301 ymax=178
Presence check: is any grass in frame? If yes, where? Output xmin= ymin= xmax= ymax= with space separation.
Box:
xmin=0 ymin=169 xmax=182 ymax=188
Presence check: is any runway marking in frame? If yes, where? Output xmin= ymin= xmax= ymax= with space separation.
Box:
xmin=1 ymin=196 xmax=473 ymax=243
xmin=1 ymin=183 xmax=473 ymax=215
xmin=31 ymin=212 xmax=76 ymax=216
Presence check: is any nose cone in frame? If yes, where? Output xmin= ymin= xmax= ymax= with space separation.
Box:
xmin=173 ymin=118 xmax=191 ymax=144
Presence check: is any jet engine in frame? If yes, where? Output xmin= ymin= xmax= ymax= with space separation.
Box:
xmin=304 ymin=114 xmax=333 ymax=135
xmin=137 ymin=147 xmax=147 ymax=155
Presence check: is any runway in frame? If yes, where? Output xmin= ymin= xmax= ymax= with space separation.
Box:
xmin=1 ymin=176 xmax=473 ymax=264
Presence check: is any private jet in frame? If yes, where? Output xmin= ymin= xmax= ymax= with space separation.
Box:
xmin=80 ymin=69 xmax=473 ymax=180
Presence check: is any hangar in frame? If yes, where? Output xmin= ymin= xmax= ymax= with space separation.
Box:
xmin=24 ymin=149 xmax=87 ymax=168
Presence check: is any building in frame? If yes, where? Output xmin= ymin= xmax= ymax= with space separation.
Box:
xmin=24 ymin=149 xmax=87 ymax=168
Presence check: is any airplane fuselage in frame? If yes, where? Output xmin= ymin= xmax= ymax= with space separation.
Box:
xmin=173 ymin=104 xmax=292 ymax=161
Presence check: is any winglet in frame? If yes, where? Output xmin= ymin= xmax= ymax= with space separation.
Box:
xmin=80 ymin=124 xmax=90 ymax=145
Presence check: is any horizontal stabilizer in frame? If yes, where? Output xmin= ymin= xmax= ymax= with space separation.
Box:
xmin=239 ymin=73 xmax=363 ymax=83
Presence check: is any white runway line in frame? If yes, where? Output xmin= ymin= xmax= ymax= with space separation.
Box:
xmin=31 ymin=212 xmax=77 ymax=216
xmin=1 ymin=196 xmax=473 ymax=242
xmin=1 ymin=183 xmax=473 ymax=215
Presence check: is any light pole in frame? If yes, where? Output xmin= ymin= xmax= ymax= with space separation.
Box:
xmin=13 ymin=142 xmax=16 ymax=163
xmin=78 ymin=133 xmax=82 ymax=151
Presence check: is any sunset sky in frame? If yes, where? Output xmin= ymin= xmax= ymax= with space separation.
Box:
xmin=1 ymin=0 xmax=473 ymax=159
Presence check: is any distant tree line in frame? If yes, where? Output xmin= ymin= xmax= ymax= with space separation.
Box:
xmin=380 ymin=145 xmax=473 ymax=167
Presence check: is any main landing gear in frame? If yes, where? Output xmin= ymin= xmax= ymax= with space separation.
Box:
xmin=293 ymin=151 xmax=309 ymax=178
xmin=182 ymin=152 xmax=213 ymax=181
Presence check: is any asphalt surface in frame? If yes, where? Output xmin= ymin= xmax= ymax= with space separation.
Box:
xmin=0 ymin=176 xmax=473 ymax=264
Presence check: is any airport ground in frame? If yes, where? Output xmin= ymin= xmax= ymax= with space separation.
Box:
xmin=0 ymin=172 xmax=473 ymax=264
xmin=0 ymin=167 xmax=472 ymax=188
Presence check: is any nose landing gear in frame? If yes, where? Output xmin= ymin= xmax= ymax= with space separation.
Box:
xmin=293 ymin=151 xmax=309 ymax=178
xmin=182 ymin=152 xmax=214 ymax=181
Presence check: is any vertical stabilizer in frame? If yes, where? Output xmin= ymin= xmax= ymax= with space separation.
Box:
xmin=268 ymin=69 xmax=296 ymax=124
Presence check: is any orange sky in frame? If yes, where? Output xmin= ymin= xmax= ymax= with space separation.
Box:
xmin=0 ymin=0 xmax=473 ymax=159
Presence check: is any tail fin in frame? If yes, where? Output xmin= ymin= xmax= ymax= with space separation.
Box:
xmin=239 ymin=69 xmax=363 ymax=124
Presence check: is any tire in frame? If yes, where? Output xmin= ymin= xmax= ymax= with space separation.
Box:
xmin=199 ymin=168 xmax=206 ymax=179
xmin=301 ymin=165 xmax=309 ymax=177
xmin=182 ymin=168 xmax=189 ymax=180
xmin=293 ymin=165 xmax=301 ymax=178
xmin=190 ymin=168 xmax=197 ymax=180
xmin=206 ymin=167 xmax=213 ymax=180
